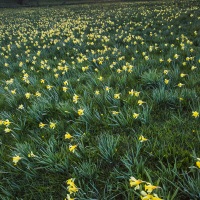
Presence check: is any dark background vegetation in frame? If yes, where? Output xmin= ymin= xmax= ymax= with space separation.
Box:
xmin=0 ymin=0 xmax=172 ymax=8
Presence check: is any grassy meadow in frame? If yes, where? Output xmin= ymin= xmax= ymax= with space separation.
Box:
xmin=0 ymin=1 xmax=200 ymax=199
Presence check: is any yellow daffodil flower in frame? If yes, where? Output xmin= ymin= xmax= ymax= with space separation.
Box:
xmin=177 ymin=83 xmax=184 ymax=87
xmin=77 ymin=109 xmax=84 ymax=116
xmin=163 ymin=70 xmax=169 ymax=75
xmin=139 ymin=135 xmax=148 ymax=142
xmin=138 ymin=100 xmax=145 ymax=106
xmin=196 ymin=159 xmax=200 ymax=168
xmin=18 ymin=104 xmax=24 ymax=109
xmin=13 ymin=155 xmax=22 ymax=165
xmin=73 ymin=94 xmax=79 ymax=103
xmin=114 ymin=93 xmax=120 ymax=99
xmin=98 ymin=76 xmax=103 ymax=81
xmin=133 ymin=113 xmax=139 ymax=119
xmin=65 ymin=194 xmax=75 ymax=200
xmin=134 ymin=91 xmax=140 ymax=97
xmin=11 ymin=89 xmax=16 ymax=95
xmin=4 ymin=119 xmax=11 ymax=126
xmin=49 ymin=122 xmax=56 ymax=129
xmin=28 ymin=151 xmax=36 ymax=158
xmin=39 ymin=122 xmax=46 ymax=128
xmin=129 ymin=89 xmax=134 ymax=96
xmin=141 ymin=191 xmax=162 ymax=200
xmin=192 ymin=111 xmax=199 ymax=118
xmin=164 ymin=79 xmax=169 ymax=84
xmin=25 ymin=92 xmax=31 ymax=99
xmin=145 ymin=183 xmax=160 ymax=193
xmin=4 ymin=128 xmax=11 ymax=133
xmin=63 ymin=87 xmax=68 ymax=92
xmin=69 ymin=144 xmax=78 ymax=153
xmin=129 ymin=176 xmax=144 ymax=190
xmin=112 ymin=111 xmax=120 ymax=115
xmin=95 ymin=90 xmax=100 ymax=95
xmin=35 ymin=91 xmax=41 ymax=97
xmin=65 ymin=132 xmax=73 ymax=139
xmin=46 ymin=85 xmax=53 ymax=90
xmin=180 ymin=73 xmax=187 ymax=77
xmin=105 ymin=86 xmax=111 ymax=91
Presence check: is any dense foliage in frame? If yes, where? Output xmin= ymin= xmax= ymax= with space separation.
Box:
xmin=0 ymin=1 xmax=200 ymax=199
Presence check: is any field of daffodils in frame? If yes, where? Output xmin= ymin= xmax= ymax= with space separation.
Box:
xmin=0 ymin=1 xmax=200 ymax=199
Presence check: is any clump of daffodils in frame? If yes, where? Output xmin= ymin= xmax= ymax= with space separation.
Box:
xmin=0 ymin=119 xmax=12 ymax=133
xmin=129 ymin=176 xmax=162 ymax=200
xmin=65 ymin=178 xmax=79 ymax=200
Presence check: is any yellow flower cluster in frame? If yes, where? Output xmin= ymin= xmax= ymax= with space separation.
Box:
xmin=0 ymin=119 xmax=12 ymax=133
xmin=65 ymin=178 xmax=79 ymax=200
xmin=129 ymin=176 xmax=162 ymax=200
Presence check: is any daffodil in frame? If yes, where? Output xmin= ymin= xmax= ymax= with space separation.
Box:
xmin=140 ymin=191 xmax=162 ymax=200
xmin=139 ymin=135 xmax=148 ymax=142
xmin=65 ymin=194 xmax=75 ymax=200
xmin=191 ymin=66 xmax=197 ymax=70
xmin=13 ymin=155 xmax=22 ymax=165
xmin=35 ymin=91 xmax=41 ymax=97
xmin=174 ymin=54 xmax=179 ymax=59
xmin=117 ymin=69 xmax=122 ymax=73
xmin=177 ymin=83 xmax=184 ymax=87
xmin=196 ymin=158 xmax=200 ymax=168
xmin=65 ymin=132 xmax=73 ymax=139
xmin=66 ymin=178 xmax=79 ymax=194
xmin=4 ymin=127 xmax=11 ymax=133
xmin=164 ymin=79 xmax=169 ymax=84
xmin=63 ymin=80 xmax=69 ymax=85
xmin=134 ymin=91 xmax=140 ymax=97
xmin=69 ymin=144 xmax=77 ymax=153
xmin=98 ymin=76 xmax=103 ymax=81
xmin=46 ymin=85 xmax=53 ymax=90
xmin=73 ymin=94 xmax=79 ymax=103
xmin=63 ymin=87 xmax=68 ymax=92
xmin=167 ymin=58 xmax=172 ymax=63
xmin=145 ymin=183 xmax=160 ymax=193
xmin=112 ymin=111 xmax=120 ymax=115
xmin=18 ymin=104 xmax=24 ymax=109
xmin=180 ymin=73 xmax=187 ymax=77
xmin=105 ymin=86 xmax=111 ymax=91
xmin=138 ymin=100 xmax=145 ymax=106
xmin=192 ymin=111 xmax=199 ymax=118
xmin=25 ymin=92 xmax=31 ymax=99
xmin=11 ymin=89 xmax=16 ymax=94
xmin=66 ymin=178 xmax=75 ymax=185
xmin=77 ymin=109 xmax=84 ymax=116
xmin=133 ymin=113 xmax=139 ymax=119
xmin=28 ymin=151 xmax=36 ymax=158
xmin=68 ymin=185 xmax=79 ymax=194
xmin=129 ymin=176 xmax=144 ymax=190
xmin=4 ymin=119 xmax=11 ymax=126
xmin=49 ymin=122 xmax=56 ymax=129
xmin=39 ymin=122 xmax=46 ymax=128
xmin=95 ymin=90 xmax=100 ymax=95
xmin=129 ymin=89 xmax=134 ymax=96
xmin=163 ymin=70 xmax=169 ymax=75
xmin=114 ymin=93 xmax=120 ymax=99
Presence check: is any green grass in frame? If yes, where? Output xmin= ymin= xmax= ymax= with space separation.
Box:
xmin=0 ymin=0 xmax=200 ymax=199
